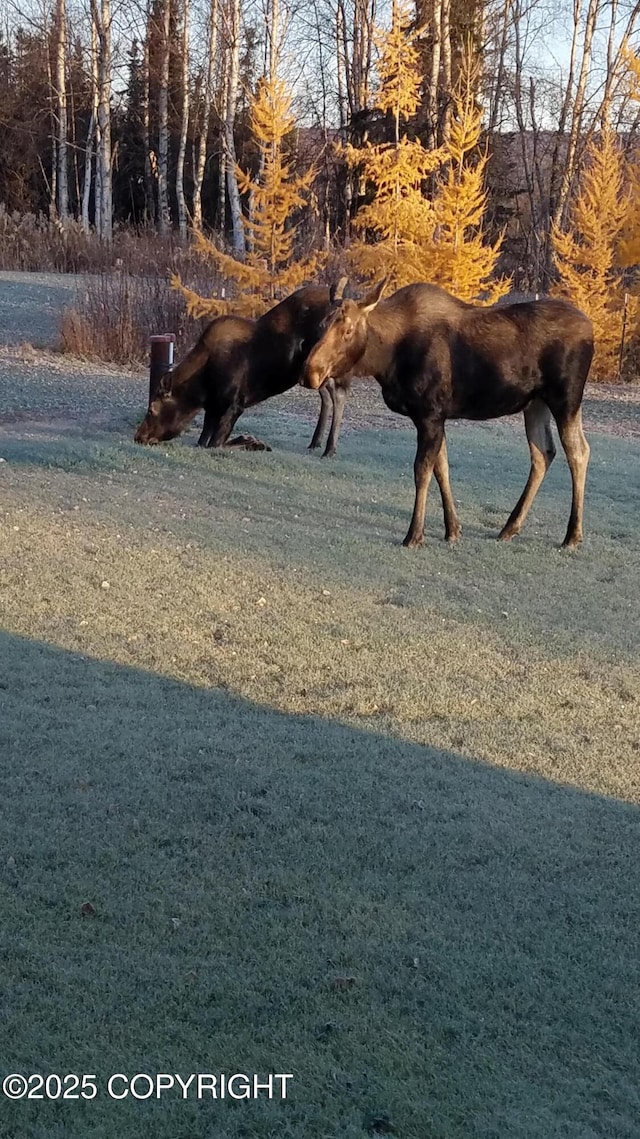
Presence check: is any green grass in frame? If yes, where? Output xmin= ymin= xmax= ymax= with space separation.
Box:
xmin=1 ymin=369 xmax=639 ymax=1138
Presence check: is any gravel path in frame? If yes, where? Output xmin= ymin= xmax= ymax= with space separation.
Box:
xmin=0 ymin=270 xmax=81 ymax=348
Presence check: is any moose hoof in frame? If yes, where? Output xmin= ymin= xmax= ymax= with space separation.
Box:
xmin=322 ymin=448 xmax=336 ymax=459
xmin=446 ymin=526 xmax=462 ymax=544
xmin=402 ymin=533 xmax=424 ymax=549
xmin=497 ymin=526 xmax=518 ymax=542
xmin=561 ymin=534 xmax=582 ymax=550
xmin=226 ymin=434 xmax=272 ymax=452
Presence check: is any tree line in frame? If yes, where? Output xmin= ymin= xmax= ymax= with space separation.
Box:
xmin=2 ymin=0 xmax=640 ymax=378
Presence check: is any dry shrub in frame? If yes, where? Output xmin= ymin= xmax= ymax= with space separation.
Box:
xmin=0 ymin=207 xmax=224 ymax=278
xmin=60 ymin=267 xmax=216 ymax=364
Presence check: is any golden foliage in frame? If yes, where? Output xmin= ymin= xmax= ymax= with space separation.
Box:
xmin=174 ymin=75 xmax=320 ymax=319
xmin=345 ymin=1 xmax=443 ymax=289
xmin=347 ymin=27 xmax=506 ymax=303
xmin=375 ymin=0 xmax=422 ymax=124
xmin=429 ymin=49 xmax=510 ymax=304
xmin=552 ymin=126 xmax=631 ymax=380
xmin=346 ymin=138 xmax=442 ymax=288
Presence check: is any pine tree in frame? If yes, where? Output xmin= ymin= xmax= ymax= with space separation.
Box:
xmin=174 ymin=74 xmax=319 ymax=318
xmin=345 ymin=0 xmax=443 ymax=289
xmin=552 ymin=126 xmax=630 ymax=380
xmin=429 ymin=47 xmax=510 ymax=303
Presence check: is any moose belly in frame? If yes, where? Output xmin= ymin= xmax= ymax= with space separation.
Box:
xmin=451 ymin=372 xmax=539 ymax=421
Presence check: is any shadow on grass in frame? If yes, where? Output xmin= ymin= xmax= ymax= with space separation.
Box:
xmin=1 ymin=632 xmax=639 ymax=1139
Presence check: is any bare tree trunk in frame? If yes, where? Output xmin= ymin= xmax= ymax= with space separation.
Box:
xmin=142 ymin=7 xmax=155 ymax=225
xmin=83 ymin=12 xmax=99 ymax=233
xmin=217 ymin=47 xmax=228 ymax=232
xmin=222 ymin=0 xmax=245 ymax=255
xmin=440 ymin=0 xmax=452 ymax=142
xmin=176 ymin=0 xmax=190 ymax=238
xmin=55 ymin=0 xmax=69 ymax=224
xmin=488 ymin=0 xmax=511 ymax=135
xmin=91 ymin=0 xmax=112 ymax=241
xmin=157 ymin=0 xmax=171 ymax=236
xmin=512 ymin=0 xmax=543 ymax=288
xmin=43 ymin=0 xmax=57 ymax=219
xmin=427 ymin=0 xmax=442 ymax=147
xmin=193 ymin=0 xmax=219 ymax=229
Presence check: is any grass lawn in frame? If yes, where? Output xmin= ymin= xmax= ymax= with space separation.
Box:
xmin=0 ymin=353 xmax=639 ymax=1138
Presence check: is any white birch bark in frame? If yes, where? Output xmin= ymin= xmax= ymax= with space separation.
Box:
xmin=142 ymin=6 xmax=155 ymax=224
xmin=91 ymin=0 xmax=112 ymax=240
xmin=427 ymin=0 xmax=442 ymax=147
xmin=193 ymin=0 xmax=219 ymax=229
xmin=222 ymin=0 xmax=245 ymax=254
xmin=55 ymin=0 xmax=69 ymax=223
xmin=157 ymin=0 xmax=171 ymax=236
xmin=176 ymin=0 xmax=190 ymax=238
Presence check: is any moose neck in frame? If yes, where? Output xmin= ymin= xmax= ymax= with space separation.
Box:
xmin=354 ymin=306 xmax=398 ymax=381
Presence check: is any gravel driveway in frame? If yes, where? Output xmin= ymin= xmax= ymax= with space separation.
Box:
xmin=0 ymin=270 xmax=81 ymax=348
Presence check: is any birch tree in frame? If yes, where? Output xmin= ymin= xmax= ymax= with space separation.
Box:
xmin=157 ymin=0 xmax=171 ymax=236
xmin=80 ymin=13 xmax=98 ymax=232
xmin=221 ymin=0 xmax=245 ymax=254
xmin=192 ymin=0 xmax=219 ymax=229
xmin=176 ymin=0 xmax=190 ymax=237
xmin=142 ymin=5 xmax=155 ymax=224
xmin=91 ymin=0 xmax=112 ymax=240
xmin=55 ymin=0 xmax=69 ymax=223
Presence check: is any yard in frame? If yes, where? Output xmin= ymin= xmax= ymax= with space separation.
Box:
xmin=0 ymin=272 xmax=639 ymax=1138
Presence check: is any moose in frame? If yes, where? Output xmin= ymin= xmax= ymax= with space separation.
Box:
xmin=135 ymin=282 xmax=350 ymax=455
xmin=303 ymin=281 xmax=593 ymax=549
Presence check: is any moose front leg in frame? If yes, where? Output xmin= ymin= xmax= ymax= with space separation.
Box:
xmin=199 ymin=405 xmax=242 ymax=448
xmin=308 ymin=381 xmax=333 ymax=450
xmin=197 ymin=408 xmax=218 ymax=447
xmin=403 ymin=419 xmax=445 ymax=548
xmin=433 ymin=434 xmax=462 ymax=542
xmin=323 ymin=382 xmax=347 ymax=457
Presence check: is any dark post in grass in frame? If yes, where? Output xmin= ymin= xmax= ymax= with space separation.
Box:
xmin=148 ymin=334 xmax=175 ymax=405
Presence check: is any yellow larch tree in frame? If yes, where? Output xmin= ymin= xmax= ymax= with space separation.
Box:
xmin=173 ymin=75 xmax=320 ymax=319
xmin=552 ymin=125 xmax=631 ymax=380
xmin=429 ymin=47 xmax=510 ymax=304
xmin=345 ymin=0 xmax=444 ymax=289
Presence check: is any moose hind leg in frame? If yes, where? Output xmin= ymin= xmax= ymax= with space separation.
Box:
xmin=403 ymin=420 xmax=445 ymax=548
xmin=309 ymin=380 xmax=333 ymax=450
xmin=323 ymin=382 xmax=346 ymax=458
xmin=499 ymin=399 xmax=555 ymax=540
xmin=556 ymin=408 xmax=590 ymax=547
xmin=433 ymin=434 xmax=462 ymax=542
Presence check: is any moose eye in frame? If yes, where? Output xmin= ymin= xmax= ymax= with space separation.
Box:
xmin=343 ymin=324 xmax=354 ymax=340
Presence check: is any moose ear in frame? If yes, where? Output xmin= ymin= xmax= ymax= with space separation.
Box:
xmin=361 ymin=277 xmax=387 ymax=314
xmin=158 ymin=372 xmax=173 ymax=397
xmin=329 ymin=275 xmax=349 ymax=303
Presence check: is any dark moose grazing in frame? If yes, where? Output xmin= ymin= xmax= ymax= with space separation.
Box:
xmin=303 ymin=281 xmax=593 ymax=548
xmin=135 ymin=282 xmax=349 ymax=455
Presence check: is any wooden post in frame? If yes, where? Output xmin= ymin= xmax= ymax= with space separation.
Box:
xmin=148 ymin=334 xmax=175 ymax=404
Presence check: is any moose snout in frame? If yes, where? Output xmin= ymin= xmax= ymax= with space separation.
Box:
xmin=134 ymin=419 xmax=153 ymax=444
xmin=302 ymin=360 xmax=327 ymax=390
